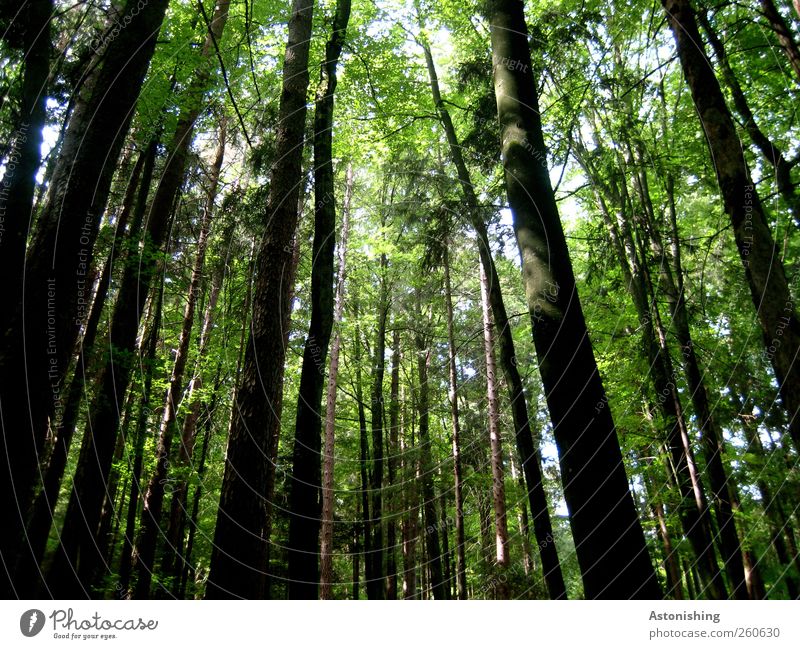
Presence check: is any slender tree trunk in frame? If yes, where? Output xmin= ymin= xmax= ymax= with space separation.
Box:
xmin=206 ymin=0 xmax=314 ymax=599
xmin=319 ymin=162 xmax=354 ymax=599
xmin=485 ymin=0 xmax=660 ymax=598
xmin=354 ymin=310 xmax=372 ymax=598
xmin=664 ymin=0 xmax=800 ymax=456
xmin=697 ymin=10 xmax=800 ymax=224
xmin=480 ymin=262 xmax=510 ymax=599
xmin=655 ymin=170 xmax=751 ymax=598
xmin=421 ymin=39 xmax=566 ymax=599
xmin=0 ymin=0 xmax=169 ymax=596
xmin=287 ymin=0 xmax=350 ymax=600
xmin=366 ymin=256 xmax=389 ymax=600
xmin=735 ymin=391 xmax=799 ymax=598
xmin=415 ymin=296 xmax=446 ymax=600
xmin=161 ymin=220 xmax=232 ymax=585
xmin=385 ymin=326 xmax=400 ymax=600
xmin=179 ymin=367 xmax=222 ymax=598
xmin=443 ymin=245 xmax=468 ymax=600
xmin=118 ymin=280 xmax=164 ymax=597
xmin=401 ymin=383 xmax=418 ymax=599
xmin=132 ymin=123 xmax=226 ymax=598
xmin=759 ymin=0 xmax=800 ymax=82
xmin=510 ymin=455 xmax=534 ymax=578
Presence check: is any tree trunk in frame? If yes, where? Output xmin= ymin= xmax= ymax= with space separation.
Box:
xmin=443 ymin=245 xmax=468 ymax=600
xmin=132 ymin=122 xmax=226 ymax=598
xmin=401 ymin=383 xmax=418 ymax=599
xmin=206 ymin=0 xmax=314 ymax=599
xmin=161 ymin=220 xmax=232 ymax=586
xmin=17 ymin=139 xmax=152 ymax=593
xmin=480 ymin=262 xmax=510 ymax=599
xmin=0 ymin=0 xmax=169 ymax=596
xmin=385 ymin=326 xmax=400 ymax=600
xmin=759 ymin=0 xmax=800 ymax=82
xmin=179 ymin=367 xmax=222 ymax=598
xmin=47 ymin=0 xmax=231 ymax=597
xmin=415 ymin=295 xmax=446 ymax=600
xmin=117 ymin=287 xmax=163 ymax=597
xmin=653 ymin=170 xmax=751 ymax=598
xmin=287 ymin=0 xmax=350 ymax=600
xmin=319 ymin=162 xmax=354 ymax=599
xmin=485 ymin=0 xmax=660 ymax=599
xmin=0 ymin=0 xmax=52 ymax=332
xmin=421 ymin=38 xmax=566 ymax=600
xmin=366 ymin=256 xmax=389 ymax=599
xmin=697 ymin=10 xmax=800 ymax=225
xmin=664 ymin=0 xmax=800 ymax=457
xmin=510 ymin=455 xmax=534 ymax=578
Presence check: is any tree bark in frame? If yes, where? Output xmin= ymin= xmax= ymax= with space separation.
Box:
xmin=320 ymin=162 xmax=354 ymax=599
xmin=480 ymin=262 xmax=510 ymax=599
xmin=415 ymin=294 xmax=446 ymax=600
xmin=759 ymin=0 xmax=800 ymax=82
xmin=663 ymin=0 xmax=800 ymax=456
xmin=421 ymin=38 xmax=567 ymax=599
xmin=485 ymin=0 xmax=661 ymax=599
xmin=443 ymin=245 xmax=468 ymax=600
xmin=366 ymin=255 xmax=389 ymax=599
xmin=0 ymin=0 xmax=169 ymax=596
xmin=287 ymin=0 xmax=350 ymax=600
xmin=697 ymin=9 xmax=800 ymax=225
xmin=385 ymin=326 xmax=400 ymax=600
xmin=0 ymin=0 xmax=52 ymax=333
xmin=206 ymin=0 xmax=314 ymax=599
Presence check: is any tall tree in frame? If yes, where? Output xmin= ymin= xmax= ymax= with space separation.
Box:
xmin=480 ymin=261 xmax=511 ymax=599
xmin=287 ymin=0 xmax=351 ymax=599
xmin=484 ymin=0 xmax=661 ymax=598
xmin=320 ymin=163 xmax=354 ymax=599
xmin=206 ymin=0 xmax=315 ymax=599
xmin=0 ymin=0 xmax=170 ymax=595
xmin=663 ymin=0 xmax=800 ymax=455
xmin=420 ymin=37 xmax=567 ymax=600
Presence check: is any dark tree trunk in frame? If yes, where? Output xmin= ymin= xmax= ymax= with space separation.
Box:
xmin=161 ymin=220 xmax=232 ymax=586
xmin=480 ymin=262 xmax=510 ymax=599
xmin=206 ymin=0 xmax=314 ymax=599
xmin=287 ymin=0 xmax=350 ymax=600
xmin=421 ymin=39 xmax=566 ymax=600
xmin=17 ymin=140 xmax=152 ymax=594
xmin=665 ymin=0 xmax=800 ymax=455
xmin=759 ymin=0 xmax=800 ymax=82
xmin=415 ymin=295 xmax=446 ymax=600
xmin=385 ymin=327 xmax=401 ymax=600
xmin=0 ymin=0 xmax=52 ymax=332
xmin=442 ymin=245 xmax=468 ymax=600
xmin=697 ymin=10 xmax=800 ymax=225
xmin=179 ymin=368 xmax=222 ymax=598
xmin=47 ymin=0 xmax=231 ymax=592
xmin=0 ymin=0 xmax=169 ymax=596
xmin=320 ymin=163 xmax=354 ymax=599
xmin=653 ymin=171 xmax=751 ymax=598
xmin=366 ymin=257 xmax=389 ymax=600
xmin=401 ymin=384 xmax=418 ymax=599
xmin=485 ymin=0 xmax=660 ymax=599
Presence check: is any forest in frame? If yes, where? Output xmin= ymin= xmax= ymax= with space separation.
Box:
xmin=0 ymin=0 xmax=799 ymax=601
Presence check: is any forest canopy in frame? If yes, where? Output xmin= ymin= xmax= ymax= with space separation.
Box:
xmin=1 ymin=0 xmax=799 ymax=601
